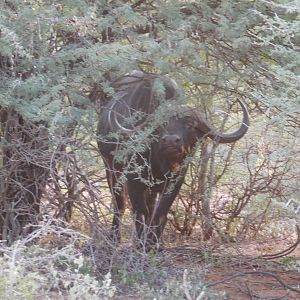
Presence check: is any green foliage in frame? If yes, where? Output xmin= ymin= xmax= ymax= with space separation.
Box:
xmin=0 ymin=0 xmax=298 ymax=123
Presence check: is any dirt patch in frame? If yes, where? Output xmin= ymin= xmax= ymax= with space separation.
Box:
xmin=205 ymin=266 xmax=300 ymax=299
xmin=112 ymin=235 xmax=300 ymax=299
xmin=164 ymin=236 xmax=300 ymax=300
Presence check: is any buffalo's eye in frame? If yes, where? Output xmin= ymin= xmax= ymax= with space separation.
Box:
xmin=185 ymin=122 xmax=196 ymax=131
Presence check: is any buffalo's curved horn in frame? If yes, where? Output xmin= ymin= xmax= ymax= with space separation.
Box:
xmin=195 ymin=100 xmax=249 ymax=143
xmin=108 ymin=94 xmax=153 ymax=133
xmin=110 ymin=72 xmax=180 ymax=133
xmin=109 ymin=100 xmax=135 ymax=133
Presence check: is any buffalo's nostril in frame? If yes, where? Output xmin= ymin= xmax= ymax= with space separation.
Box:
xmin=172 ymin=135 xmax=182 ymax=144
xmin=161 ymin=135 xmax=170 ymax=143
xmin=161 ymin=135 xmax=182 ymax=145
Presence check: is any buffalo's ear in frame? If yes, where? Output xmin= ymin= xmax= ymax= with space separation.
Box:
xmin=180 ymin=113 xmax=196 ymax=130
xmin=182 ymin=108 xmax=212 ymax=134
xmin=194 ymin=112 xmax=215 ymax=135
xmin=191 ymin=119 xmax=200 ymax=131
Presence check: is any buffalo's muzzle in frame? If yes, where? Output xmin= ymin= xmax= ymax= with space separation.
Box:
xmin=160 ymin=134 xmax=184 ymax=155
xmin=161 ymin=134 xmax=182 ymax=145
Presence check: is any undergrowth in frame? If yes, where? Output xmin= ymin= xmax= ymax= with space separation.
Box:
xmin=0 ymin=220 xmax=227 ymax=300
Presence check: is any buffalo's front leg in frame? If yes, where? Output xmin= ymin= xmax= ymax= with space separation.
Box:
xmin=127 ymin=181 xmax=153 ymax=248
xmin=150 ymin=177 xmax=185 ymax=244
xmin=111 ymin=188 xmax=126 ymax=242
xmin=105 ymin=168 xmax=126 ymax=243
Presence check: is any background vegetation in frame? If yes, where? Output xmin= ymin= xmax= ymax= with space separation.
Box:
xmin=0 ymin=0 xmax=299 ymax=299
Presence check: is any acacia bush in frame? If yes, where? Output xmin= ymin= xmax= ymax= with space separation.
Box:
xmin=0 ymin=0 xmax=298 ymax=247
xmin=0 ymin=1 xmax=299 ymax=298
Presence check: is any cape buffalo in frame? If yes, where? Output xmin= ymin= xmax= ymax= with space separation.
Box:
xmin=97 ymin=71 xmax=249 ymax=250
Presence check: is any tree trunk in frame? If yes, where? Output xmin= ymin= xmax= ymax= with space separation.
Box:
xmin=0 ymin=108 xmax=50 ymax=243
xmin=199 ymin=140 xmax=214 ymax=240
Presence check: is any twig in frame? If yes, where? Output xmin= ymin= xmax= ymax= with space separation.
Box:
xmin=183 ymin=269 xmax=193 ymax=300
xmin=260 ymin=225 xmax=300 ymax=260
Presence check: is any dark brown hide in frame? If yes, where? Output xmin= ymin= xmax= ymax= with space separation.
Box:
xmin=97 ymin=71 xmax=249 ymax=249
